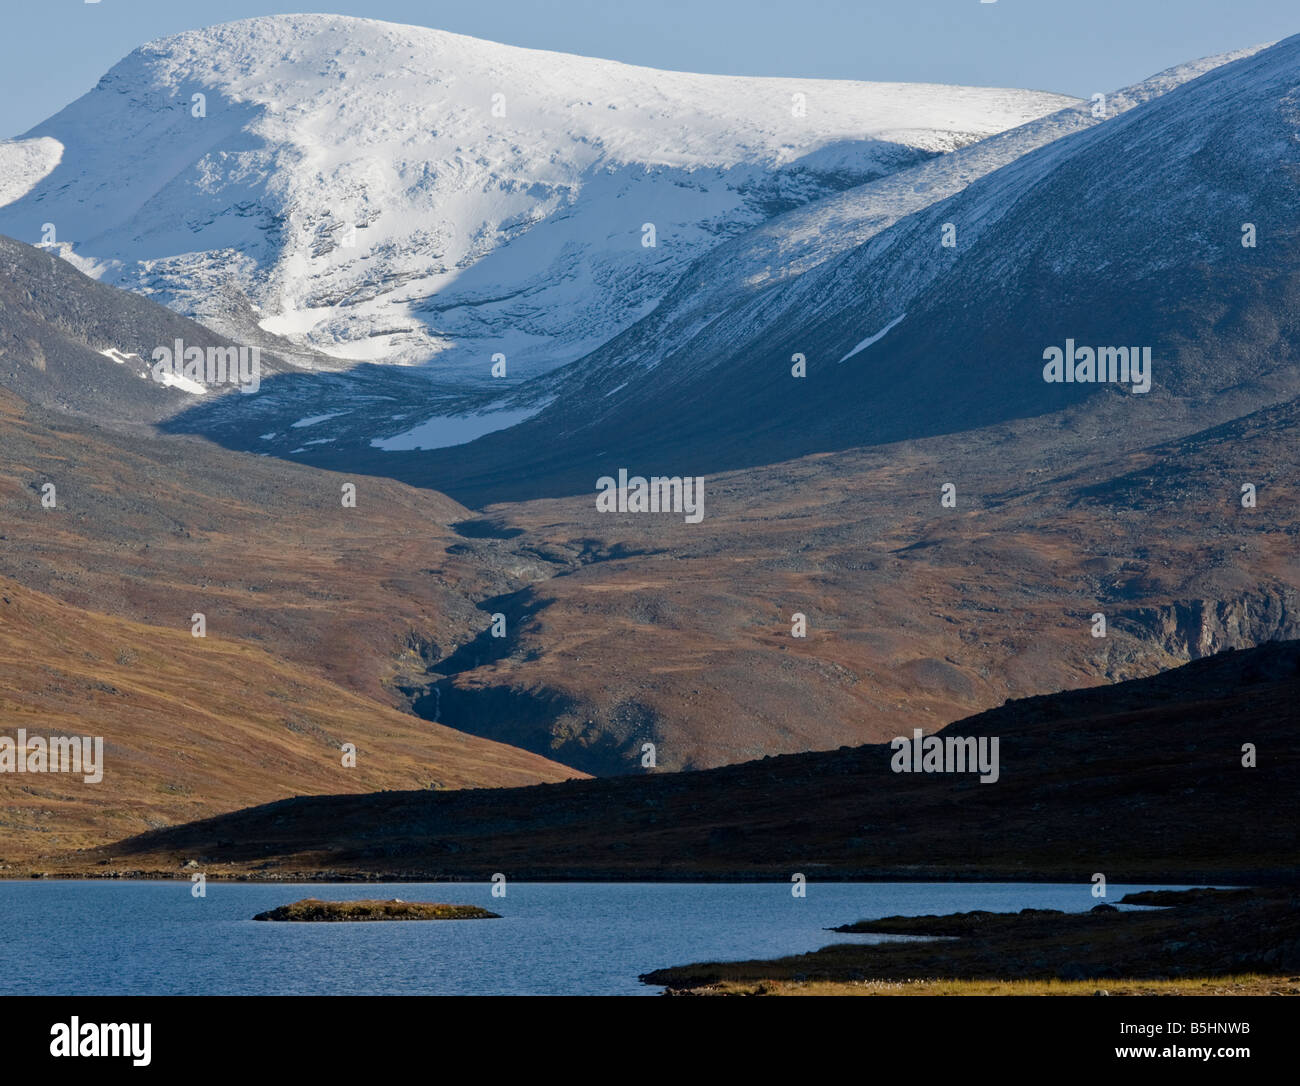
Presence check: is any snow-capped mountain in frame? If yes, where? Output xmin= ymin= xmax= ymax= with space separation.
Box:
xmin=152 ymin=39 xmax=1264 ymax=469
xmin=0 ymin=14 xmax=1073 ymax=385
xmin=506 ymin=45 xmax=1268 ymax=406
xmin=368 ymin=33 xmax=1300 ymax=504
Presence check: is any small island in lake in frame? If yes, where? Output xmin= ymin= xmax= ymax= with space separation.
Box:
xmin=253 ymin=898 xmax=500 ymax=922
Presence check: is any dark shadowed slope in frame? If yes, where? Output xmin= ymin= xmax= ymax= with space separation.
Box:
xmin=71 ymin=639 xmax=1300 ymax=882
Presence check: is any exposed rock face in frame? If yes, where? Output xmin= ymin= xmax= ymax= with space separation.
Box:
xmin=1115 ymin=587 xmax=1300 ymax=660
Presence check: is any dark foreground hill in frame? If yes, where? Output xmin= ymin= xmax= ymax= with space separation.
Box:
xmin=56 ymin=638 xmax=1300 ymax=882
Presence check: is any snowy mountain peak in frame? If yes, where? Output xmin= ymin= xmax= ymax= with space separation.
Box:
xmin=0 ymin=14 xmax=1076 ymax=381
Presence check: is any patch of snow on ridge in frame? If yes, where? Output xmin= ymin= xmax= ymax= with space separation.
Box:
xmin=839 ymin=314 xmax=907 ymax=362
xmin=371 ymin=402 xmax=549 ymax=451
xmin=292 ymin=412 xmax=348 ymax=428
xmin=156 ymin=370 xmax=207 ymax=395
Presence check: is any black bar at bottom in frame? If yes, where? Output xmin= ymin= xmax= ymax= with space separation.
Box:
xmin=2 ymin=994 xmax=1290 ymax=1074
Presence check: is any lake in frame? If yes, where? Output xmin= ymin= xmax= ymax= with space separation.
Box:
xmin=0 ymin=880 xmax=1180 ymax=995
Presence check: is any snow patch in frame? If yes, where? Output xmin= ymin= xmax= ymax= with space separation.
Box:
xmin=371 ymin=402 xmax=547 ymax=451
xmin=156 ymin=370 xmax=208 ymax=395
xmin=838 ymin=313 xmax=907 ymax=363
xmin=291 ymin=412 xmax=348 ymax=428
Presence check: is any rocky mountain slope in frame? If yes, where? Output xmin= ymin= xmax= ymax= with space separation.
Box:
xmin=0 ymin=234 xmax=324 ymax=425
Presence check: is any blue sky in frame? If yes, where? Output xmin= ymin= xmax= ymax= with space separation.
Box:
xmin=3 ymin=1 xmax=1295 ymax=137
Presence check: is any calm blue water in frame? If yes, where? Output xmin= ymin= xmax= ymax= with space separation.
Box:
xmin=0 ymin=881 xmax=1183 ymax=995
